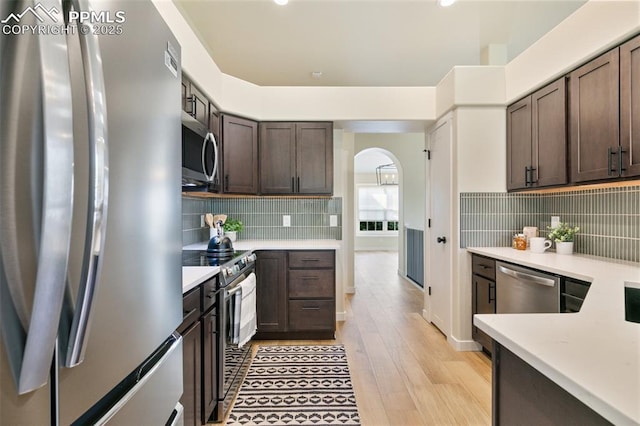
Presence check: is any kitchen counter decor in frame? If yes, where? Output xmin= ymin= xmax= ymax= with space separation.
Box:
xmin=223 ymin=217 xmax=243 ymax=242
xmin=547 ymin=222 xmax=579 ymax=255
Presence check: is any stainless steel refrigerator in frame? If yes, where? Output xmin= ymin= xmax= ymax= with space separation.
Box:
xmin=0 ymin=0 xmax=184 ymax=424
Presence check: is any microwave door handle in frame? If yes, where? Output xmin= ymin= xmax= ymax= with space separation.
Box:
xmin=64 ymin=0 xmax=110 ymax=368
xmin=16 ymin=0 xmax=75 ymax=394
xmin=211 ymin=133 xmax=219 ymax=182
xmin=202 ymin=132 xmax=215 ymax=182
xmin=498 ymin=265 xmax=556 ymax=287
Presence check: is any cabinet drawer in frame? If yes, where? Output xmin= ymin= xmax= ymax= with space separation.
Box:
xmin=288 ymin=270 xmax=334 ymax=298
xmin=201 ymin=277 xmax=218 ymax=313
xmin=472 ymin=255 xmax=496 ymax=280
xmin=288 ymin=250 xmax=334 ymax=269
xmin=179 ymin=288 xmax=200 ymax=334
xmin=288 ymin=300 xmax=335 ymax=331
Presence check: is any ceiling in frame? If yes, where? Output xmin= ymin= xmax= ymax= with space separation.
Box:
xmin=174 ymin=0 xmax=586 ymax=87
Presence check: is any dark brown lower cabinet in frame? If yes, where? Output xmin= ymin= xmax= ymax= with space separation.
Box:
xmin=201 ymin=307 xmax=217 ymax=424
xmin=181 ymin=320 xmax=202 ymax=426
xmin=493 ymin=342 xmax=611 ymax=426
xmin=255 ymin=250 xmax=335 ymax=340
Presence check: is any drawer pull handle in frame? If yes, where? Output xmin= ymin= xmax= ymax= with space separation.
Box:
xmin=301 ymin=276 xmax=319 ymax=280
xmin=301 ymin=258 xmax=320 ymax=262
xmin=302 ymin=306 xmax=320 ymax=310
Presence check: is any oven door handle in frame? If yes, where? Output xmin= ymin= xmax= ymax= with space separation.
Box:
xmin=498 ymin=265 xmax=556 ymax=287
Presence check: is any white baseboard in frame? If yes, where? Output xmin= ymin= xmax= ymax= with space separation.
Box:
xmin=336 ymin=311 xmax=346 ymax=322
xmin=448 ymin=335 xmax=482 ymax=352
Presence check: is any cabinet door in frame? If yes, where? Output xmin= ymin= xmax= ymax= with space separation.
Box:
xmin=202 ymin=310 xmax=217 ymax=424
xmin=474 ymin=275 xmax=496 ymax=316
xmin=620 ymin=34 xmax=640 ymax=177
xmin=569 ymin=48 xmax=620 ymax=182
xmin=532 ymin=78 xmax=568 ymax=187
xmin=255 ymin=251 xmax=287 ymax=332
xmin=295 ymin=123 xmax=333 ymax=194
xmin=259 ymin=122 xmax=296 ymax=194
xmin=221 ymin=115 xmax=259 ymax=194
xmin=506 ymin=97 xmax=532 ymax=191
xmin=180 ymin=321 xmax=201 ymax=426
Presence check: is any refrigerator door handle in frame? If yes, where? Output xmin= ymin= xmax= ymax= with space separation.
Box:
xmin=64 ymin=0 xmax=110 ymax=368
xmin=202 ymin=132 xmax=217 ymax=182
xmin=17 ymin=0 xmax=75 ymax=394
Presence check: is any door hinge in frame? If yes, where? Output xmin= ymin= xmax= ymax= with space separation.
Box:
xmin=428 ymin=286 xmax=432 ymax=296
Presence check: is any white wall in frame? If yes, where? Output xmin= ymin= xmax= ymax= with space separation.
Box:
xmin=505 ymin=0 xmax=640 ymax=102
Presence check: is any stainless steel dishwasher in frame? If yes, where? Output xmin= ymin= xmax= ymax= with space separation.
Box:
xmin=496 ymin=261 xmax=560 ymax=313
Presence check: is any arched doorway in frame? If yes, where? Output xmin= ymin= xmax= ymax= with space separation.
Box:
xmin=353 ymin=148 xmax=405 ymax=288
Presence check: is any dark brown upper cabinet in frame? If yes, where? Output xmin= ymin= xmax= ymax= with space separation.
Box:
xmin=182 ymin=75 xmax=208 ymax=131
xmin=620 ymin=34 xmax=640 ymax=178
xmin=221 ymin=114 xmax=259 ymax=194
xmin=507 ymin=78 xmax=567 ymax=191
xmin=259 ymin=122 xmax=333 ymax=195
xmin=569 ymin=48 xmax=620 ymax=183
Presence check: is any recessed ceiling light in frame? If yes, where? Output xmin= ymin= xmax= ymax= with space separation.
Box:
xmin=274 ymin=0 xmax=288 ymax=5
xmin=437 ymin=0 xmax=456 ymax=6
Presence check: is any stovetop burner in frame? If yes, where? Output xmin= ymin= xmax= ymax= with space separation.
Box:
xmin=181 ymin=250 xmax=248 ymax=267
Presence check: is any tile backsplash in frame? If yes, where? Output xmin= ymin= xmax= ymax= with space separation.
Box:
xmin=182 ymin=196 xmax=342 ymax=246
xmin=460 ymin=185 xmax=640 ymax=263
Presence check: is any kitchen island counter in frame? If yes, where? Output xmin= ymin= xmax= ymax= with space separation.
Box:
xmin=469 ymin=247 xmax=640 ymax=425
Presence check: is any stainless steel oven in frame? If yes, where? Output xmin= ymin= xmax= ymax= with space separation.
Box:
xmin=217 ymin=267 xmax=255 ymax=421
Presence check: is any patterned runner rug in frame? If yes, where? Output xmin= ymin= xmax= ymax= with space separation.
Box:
xmin=227 ymin=344 xmax=361 ymax=425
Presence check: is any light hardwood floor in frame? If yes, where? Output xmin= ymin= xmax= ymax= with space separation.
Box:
xmin=250 ymin=251 xmax=492 ymax=426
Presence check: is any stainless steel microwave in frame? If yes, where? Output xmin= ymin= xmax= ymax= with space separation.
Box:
xmin=182 ymin=111 xmax=218 ymax=192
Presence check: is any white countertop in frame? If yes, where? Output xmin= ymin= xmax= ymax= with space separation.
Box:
xmin=182 ymin=266 xmax=220 ymax=294
xmin=181 ymin=239 xmax=341 ymax=294
xmin=183 ymin=239 xmax=341 ymax=251
xmin=468 ymin=247 xmax=640 ymax=425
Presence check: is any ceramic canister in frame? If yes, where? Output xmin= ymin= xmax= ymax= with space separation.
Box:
xmin=522 ymin=226 xmax=538 ymax=248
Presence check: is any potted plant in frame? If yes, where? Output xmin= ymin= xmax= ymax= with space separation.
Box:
xmin=223 ymin=218 xmax=243 ymax=242
xmin=547 ymin=222 xmax=580 ymax=255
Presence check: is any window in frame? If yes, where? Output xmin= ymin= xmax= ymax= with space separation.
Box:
xmin=357 ymin=185 xmax=399 ymax=234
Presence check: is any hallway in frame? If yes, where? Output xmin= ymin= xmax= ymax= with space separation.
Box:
xmin=337 ymin=251 xmax=491 ymax=425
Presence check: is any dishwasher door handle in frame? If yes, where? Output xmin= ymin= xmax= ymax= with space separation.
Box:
xmin=498 ymin=265 xmax=556 ymax=287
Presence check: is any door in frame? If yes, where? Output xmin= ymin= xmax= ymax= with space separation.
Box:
xmin=255 ymin=251 xmax=288 ymax=333
xmin=620 ymin=34 xmax=640 ymax=178
xmin=532 ymin=78 xmax=568 ymax=187
xmin=59 ymin=1 xmax=183 ymax=423
xmin=569 ymin=48 xmax=620 ymax=182
xmin=222 ymin=115 xmax=259 ymax=194
xmin=259 ymin=122 xmax=296 ymax=194
xmin=506 ymin=96 xmax=532 ymax=190
xmin=296 ymin=122 xmax=333 ymax=194
xmin=427 ymin=118 xmax=452 ymax=336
